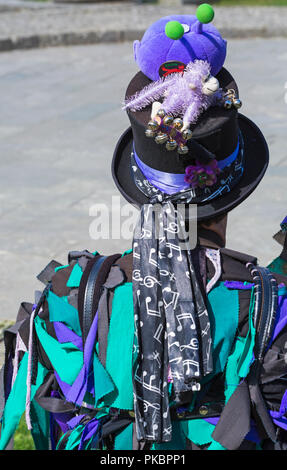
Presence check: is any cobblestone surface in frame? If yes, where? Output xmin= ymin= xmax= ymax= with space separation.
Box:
xmin=0 ymin=1 xmax=287 ymax=51
xmin=0 ymin=39 xmax=287 ymax=323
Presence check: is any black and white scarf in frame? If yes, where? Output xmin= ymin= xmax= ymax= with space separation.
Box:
xmin=131 ymin=137 xmax=244 ymax=442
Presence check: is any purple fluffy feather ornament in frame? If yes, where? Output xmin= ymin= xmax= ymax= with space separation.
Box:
xmin=124 ymin=60 xmax=224 ymax=154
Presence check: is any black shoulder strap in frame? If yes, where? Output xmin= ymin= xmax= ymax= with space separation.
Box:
xmin=246 ymin=263 xmax=278 ymax=443
xmin=247 ymin=263 xmax=278 ymax=368
xmin=78 ymin=253 xmax=121 ymax=345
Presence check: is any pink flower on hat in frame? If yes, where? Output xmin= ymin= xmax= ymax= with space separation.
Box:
xmin=184 ymin=159 xmax=221 ymax=189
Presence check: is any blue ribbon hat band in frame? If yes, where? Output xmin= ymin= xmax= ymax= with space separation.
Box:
xmin=133 ymin=139 xmax=240 ymax=195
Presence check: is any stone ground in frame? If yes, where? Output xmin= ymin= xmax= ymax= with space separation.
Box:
xmin=0 ymin=1 xmax=287 ymax=51
xmin=0 ymin=38 xmax=287 ymax=327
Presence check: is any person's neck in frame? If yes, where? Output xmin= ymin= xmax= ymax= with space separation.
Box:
xmin=198 ymin=215 xmax=228 ymax=250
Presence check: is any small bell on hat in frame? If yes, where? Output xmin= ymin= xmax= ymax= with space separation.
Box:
xmin=223 ymin=89 xmax=242 ymax=110
xmin=124 ymin=59 xmax=223 ymax=155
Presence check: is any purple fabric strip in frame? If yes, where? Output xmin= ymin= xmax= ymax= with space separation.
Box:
xmin=270 ymin=294 xmax=287 ymax=344
xmin=54 ymin=370 xmax=72 ymax=398
xmin=270 ymin=390 xmax=287 ymax=420
xmin=49 ymin=410 xmax=56 ymax=450
xmin=49 ymin=390 xmax=74 ymax=436
xmin=67 ymin=414 xmax=85 ymax=430
xmin=79 ymin=417 xmax=100 ymax=450
xmin=54 ymin=321 xmax=83 ymax=351
xmin=224 ymin=281 xmax=254 ymax=290
xmin=65 ymin=311 xmax=98 ymax=406
xmin=204 ymin=417 xmax=219 ymax=426
xmin=52 ymin=412 xmax=74 ymax=435
xmin=133 ymin=139 xmax=239 ymax=195
xmin=271 ymin=416 xmax=287 ymax=431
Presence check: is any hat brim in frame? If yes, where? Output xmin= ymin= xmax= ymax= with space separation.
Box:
xmin=112 ymin=113 xmax=269 ymax=222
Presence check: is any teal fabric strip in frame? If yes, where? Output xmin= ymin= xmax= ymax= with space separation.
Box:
xmin=30 ymin=400 xmax=50 ymax=450
xmin=54 ymin=264 xmax=69 ymax=273
xmin=114 ymin=423 xmax=133 ymax=450
xmin=0 ymin=353 xmax=48 ymax=450
xmin=180 ymin=419 xmax=226 ymax=450
xmin=105 ymin=282 xmax=134 ymax=410
xmin=181 ymin=419 xmax=213 ymax=446
xmin=268 ymin=256 xmax=287 ymax=277
xmin=47 ymin=290 xmax=81 ymax=336
xmin=206 ymin=282 xmax=239 ymax=377
xmin=279 ymin=286 xmax=287 ymax=297
xmin=34 ymin=316 xmax=83 ymax=385
xmin=60 ymin=425 xmax=84 ymax=450
xmin=153 ymin=421 xmax=186 ymax=450
xmin=66 ymin=263 xmax=83 ymax=288
xmin=92 ymin=353 xmax=117 ymax=408
xmin=121 ymin=249 xmax=132 ymax=257
xmin=224 ymin=288 xmax=256 ymax=403
xmin=237 ymin=288 xmax=256 ymax=379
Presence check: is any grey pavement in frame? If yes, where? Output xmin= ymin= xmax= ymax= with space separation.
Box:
xmin=0 ymin=1 xmax=287 ymax=52
xmin=0 ymin=38 xmax=287 ymax=323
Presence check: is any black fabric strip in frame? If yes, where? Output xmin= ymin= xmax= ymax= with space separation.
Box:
xmin=34 ymin=373 xmax=76 ymax=414
xmin=98 ymin=288 xmax=111 ymax=367
xmin=37 ymin=260 xmax=62 ymax=285
xmin=211 ymin=381 xmax=251 ymax=450
xmin=98 ymin=265 xmax=126 ymax=367
xmin=101 ymin=417 xmax=132 ymax=439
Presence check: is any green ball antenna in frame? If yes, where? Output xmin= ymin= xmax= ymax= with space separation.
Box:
xmin=165 ymin=21 xmax=184 ymax=40
xmin=196 ymin=3 xmax=215 ymax=24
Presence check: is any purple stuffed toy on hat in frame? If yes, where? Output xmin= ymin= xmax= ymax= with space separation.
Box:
xmin=133 ymin=3 xmax=227 ymax=82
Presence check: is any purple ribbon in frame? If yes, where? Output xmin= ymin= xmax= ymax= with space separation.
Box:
xmin=270 ymin=293 xmax=287 ymax=345
xmin=54 ymin=321 xmax=83 ymax=351
xmin=133 ymin=139 xmax=239 ymax=195
xmin=79 ymin=417 xmax=100 ymax=450
xmin=224 ymin=281 xmax=254 ymax=290
xmin=63 ymin=312 xmax=98 ymax=406
xmin=134 ymin=149 xmax=190 ymax=194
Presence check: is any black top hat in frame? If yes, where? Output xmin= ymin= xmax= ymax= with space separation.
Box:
xmin=112 ymin=65 xmax=269 ymax=222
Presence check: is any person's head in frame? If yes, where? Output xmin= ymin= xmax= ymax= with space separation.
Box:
xmin=112 ymin=5 xmax=269 ymax=231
